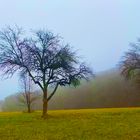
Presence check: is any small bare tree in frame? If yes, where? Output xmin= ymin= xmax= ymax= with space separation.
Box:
xmin=18 ymin=73 xmax=39 ymax=113
xmin=0 ymin=26 xmax=93 ymax=118
xmin=120 ymin=40 xmax=140 ymax=87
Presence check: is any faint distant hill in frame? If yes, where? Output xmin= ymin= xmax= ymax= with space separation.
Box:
xmin=1 ymin=69 xmax=140 ymax=111
xmin=48 ymin=68 xmax=140 ymax=109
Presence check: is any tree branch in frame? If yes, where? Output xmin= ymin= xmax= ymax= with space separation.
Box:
xmin=47 ymin=83 xmax=59 ymax=101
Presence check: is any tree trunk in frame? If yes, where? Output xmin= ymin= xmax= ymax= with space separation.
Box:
xmin=42 ymin=90 xmax=48 ymax=118
xmin=27 ymin=93 xmax=31 ymax=113
xmin=27 ymin=104 xmax=31 ymax=113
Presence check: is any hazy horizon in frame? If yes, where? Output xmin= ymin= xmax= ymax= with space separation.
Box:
xmin=0 ymin=0 xmax=140 ymax=99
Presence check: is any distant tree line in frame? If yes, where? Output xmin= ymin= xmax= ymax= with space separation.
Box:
xmin=1 ymin=69 xmax=140 ymax=112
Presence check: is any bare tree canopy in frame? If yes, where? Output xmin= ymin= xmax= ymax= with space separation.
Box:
xmin=0 ymin=26 xmax=93 ymax=117
xmin=120 ymin=40 xmax=140 ymax=86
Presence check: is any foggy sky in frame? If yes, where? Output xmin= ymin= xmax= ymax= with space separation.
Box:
xmin=0 ymin=0 xmax=140 ymax=99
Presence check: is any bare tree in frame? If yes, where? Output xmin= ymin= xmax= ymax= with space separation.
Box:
xmin=0 ymin=26 xmax=93 ymax=118
xmin=18 ymin=73 xmax=39 ymax=113
xmin=120 ymin=40 xmax=140 ymax=87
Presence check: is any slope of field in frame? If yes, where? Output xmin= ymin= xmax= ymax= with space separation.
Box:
xmin=0 ymin=108 xmax=140 ymax=140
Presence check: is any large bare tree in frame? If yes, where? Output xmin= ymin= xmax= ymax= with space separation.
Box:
xmin=120 ymin=40 xmax=140 ymax=86
xmin=0 ymin=26 xmax=93 ymax=118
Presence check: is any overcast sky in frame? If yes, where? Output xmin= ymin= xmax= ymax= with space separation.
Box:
xmin=0 ymin=0 xmax=140 ymax=99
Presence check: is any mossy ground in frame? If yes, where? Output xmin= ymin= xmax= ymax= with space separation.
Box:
xmin=0 ymin=108 xmax=140 ymax=140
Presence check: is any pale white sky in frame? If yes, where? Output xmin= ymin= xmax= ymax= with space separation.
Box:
xmin=0 ymin=0 xmax=140 ymax=99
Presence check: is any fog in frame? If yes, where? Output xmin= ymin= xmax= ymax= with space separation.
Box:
xmin=1 ymin=69 xmax=139 ymax=112
xmin=1 ymin=1 xmax=140 ymax=99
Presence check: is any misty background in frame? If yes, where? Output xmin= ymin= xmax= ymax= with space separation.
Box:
xmin=1 ymin=69 xmax=140 ymax=112
xmin=0 ymin=0 xmax=140 ymax=110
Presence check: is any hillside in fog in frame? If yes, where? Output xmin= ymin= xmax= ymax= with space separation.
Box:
xmin=1 ymin=69 xmax=140 ymax=111
xmin=48 ymin=69 xmax=140 ymax=109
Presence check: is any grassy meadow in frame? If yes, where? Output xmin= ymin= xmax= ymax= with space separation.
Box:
xmin=0 ymin=108 xmax=140 ymax=140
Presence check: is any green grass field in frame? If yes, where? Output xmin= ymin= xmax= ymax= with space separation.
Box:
xmin=0 ymin=108 xmax=140 ymax=140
